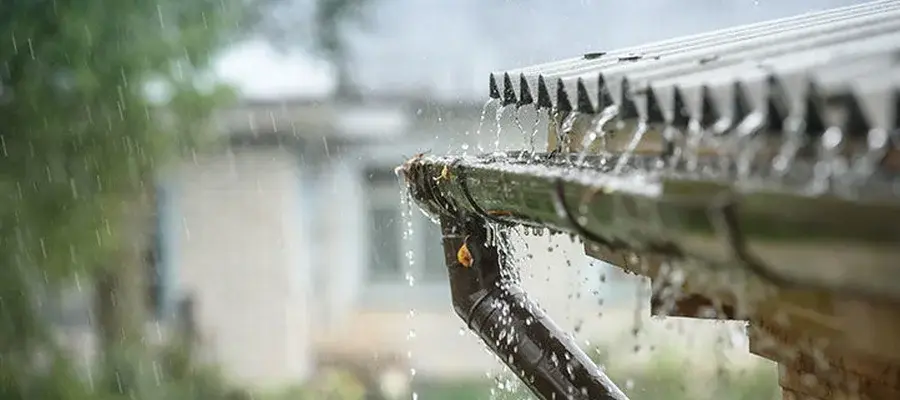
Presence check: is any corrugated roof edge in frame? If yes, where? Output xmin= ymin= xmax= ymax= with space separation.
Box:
xmin=489 ymin=0 xmax=900 ymax=131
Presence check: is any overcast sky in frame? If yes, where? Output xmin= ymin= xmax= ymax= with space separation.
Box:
xmin=215 ymin=0 xmax=871 ymax=101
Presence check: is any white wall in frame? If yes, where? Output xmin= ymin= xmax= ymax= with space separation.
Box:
xmin=310 ymin=157 xmax=367 ymax=331
xmin=169 ymin=146 xmax=313 ymax=389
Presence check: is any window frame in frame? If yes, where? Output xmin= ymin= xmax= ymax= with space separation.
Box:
xmin=365 ymin=182 xmax=406 ymax=284
xmin=355 ymin=147 xmax=450 ymax=311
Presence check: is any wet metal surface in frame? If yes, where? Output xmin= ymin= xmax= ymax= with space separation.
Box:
xmin=489 ymin=0 xmax=900 ymax=134
xmin=401 ymin=152 xmax=900 ymax=303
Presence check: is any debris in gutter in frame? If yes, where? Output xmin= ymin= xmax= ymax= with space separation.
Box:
xmin=699 ymin=54 xmax=720 ymax=65
xmin=618 ymin=54 xmax=643 ymax=62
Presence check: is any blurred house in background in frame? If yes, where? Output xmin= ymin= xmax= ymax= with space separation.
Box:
xmin=50 ymin=0 xmax=869 ymax=393
xmin=158 ymin=90 xmax=768 ymax=393
xmin=44 ymin=91 xmax=765 ymax=395
xmin=45 ymin=90 xmax=640 ymax=393
xmin=157 ymin=94 xmax=642 ymax=390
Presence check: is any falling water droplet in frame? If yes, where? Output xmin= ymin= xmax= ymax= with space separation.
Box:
xmin=613 ymin=121 xmax=649 ymax=174
xmin=397 ymin=175 xmax=420 ymax=397
xmin=476 ymin=98 xmax=496 ymax=153
xmin=577 ymin=106 xmax=619 ymax=164
xmin=494 ymin=105 xmax=507 ymax=151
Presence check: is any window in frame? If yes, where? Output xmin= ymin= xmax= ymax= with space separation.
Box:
xmin=368 ymin=201 xmax=403 ymax=282
xmin=420 ymin=219 xmax=447 ymax=281
xmin=365 ymin=167 xmax=446 ymax=286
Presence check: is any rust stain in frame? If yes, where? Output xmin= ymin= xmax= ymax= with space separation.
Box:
xmin=486 ymin=210 xmax=514 ymax=217
xmin=435 ymin=165 xmax=452 ymax=182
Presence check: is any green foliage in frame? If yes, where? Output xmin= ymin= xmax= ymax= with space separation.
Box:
xmin=712 ymin=366 xmax=780 ymax=400
xmin=0 ymin=0 xmax=382 ymax=398
xmin=0 ymin=0 xmax=251 ymax=398
xmin=261 ymin=368 xmax=366 ymax=400
xmin=610 ymin=348 xmax=691 ymax=400
xmin=412 ymin=358 xmax=779 ymax=400
xmin=0 ymin=0 xmax=382 ymax=395
xmin=413 ymin=379 xmax=494 ymax=400
xmin=421 ymin=343 xmax=781 ymax=400
xmin=1 ymin=0 xmax=246 ymax=279
xmin=598 ymin=344 xmax=780 ymax=400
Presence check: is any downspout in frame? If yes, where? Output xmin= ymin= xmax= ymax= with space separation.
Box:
xmin=399 ymin=159 xmax=629 ymax=400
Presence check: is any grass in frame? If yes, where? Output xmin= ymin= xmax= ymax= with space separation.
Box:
xmin=413 ymin=345 xmax=779 ymax=400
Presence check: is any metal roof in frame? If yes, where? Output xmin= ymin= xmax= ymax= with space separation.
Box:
xmin=488 ymin=0 xmax=900 ymax=130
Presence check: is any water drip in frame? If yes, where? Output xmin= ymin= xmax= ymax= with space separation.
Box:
xmin=576 ymin=106 xmax=619 ymax=165
xmin=530 ymin=110 xmax=544 ymax=155
xmin=684 ymin=119 xmax=706 ymax=173
xmin=476 ymin=98 xmax=498 ymax=154
xmin=494 ymin=105 xmax=508 ymax=152
xmin=557 ymin=111 xmax=581 ymax=158
xmin=809 ymin=126 xmax=845 ymax=194
xmin=732 ymin=112 xmax=766 ymax=181
xmin=613 ymin=121 xmax=649 ymax=174
xmin=396 ymin=171 xmax=419 ymax=400
xmin=771 ymin=116 xmax=808 ymax=180
xmin=848 ymin=127 xmax=889 ymax=189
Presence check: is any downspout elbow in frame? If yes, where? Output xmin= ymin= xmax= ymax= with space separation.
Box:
xmin=439 ymin=215 xmax=629 ymax=400
xmin=400 ymin=155 xmax=628 ymax=399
